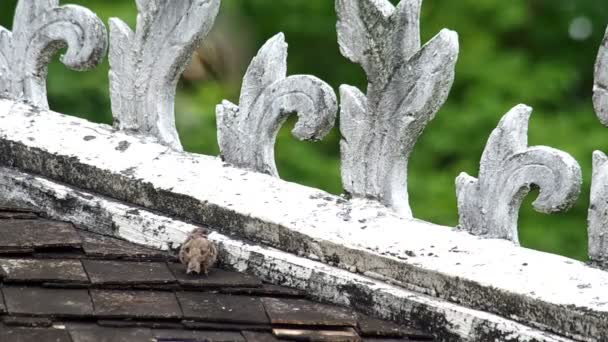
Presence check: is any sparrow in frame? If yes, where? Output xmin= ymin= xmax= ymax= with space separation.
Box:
xmin=179 ymin=228 xmax=218 ymax=275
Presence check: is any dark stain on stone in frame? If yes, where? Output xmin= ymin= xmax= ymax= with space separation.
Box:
xmin=126 ymin=209 xmax=140 ymax=216
xmin=409 ymin=305 xmax=457 ymax=342
xmin=121 ymin=167 xmax=137 ymax=176
xmin=471 ymin=323 xmax=530 ymax=342
xmin=115 ymin=140 xmax=130 ymax=152
xmin=83 ymin=135 xmax=96 ymax=141
xmin=339 ymin=283 xmax=374 ymax=311
xmin=326 ymin=253 xmax=340 ymax=265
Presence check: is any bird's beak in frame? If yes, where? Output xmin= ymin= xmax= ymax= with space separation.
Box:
xmin=187 ymin=261 xmax=201 ymax=274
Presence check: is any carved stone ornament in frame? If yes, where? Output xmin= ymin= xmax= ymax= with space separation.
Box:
xmin=0 ymin=0 xmax=107 ymax=109
xmin=593 ymin=26 xmax=608 ymax=126
xmin=216 ymin=33 xmax=338 ymax=177
xmin=109 ymin=0 xmax=220 ymax=151
xmin=336 ymin=0 xmax=459 ymax=217
xmin=589 ymin=26 xmax=608 ymax=268
xmin=456 ymin=104 xmax=582 ymax=243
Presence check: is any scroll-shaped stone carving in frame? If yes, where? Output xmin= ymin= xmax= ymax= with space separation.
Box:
xmin=109 ymin=0 xmax=220 ymax=151
xmin=593 ymin=27 xmax=608 ymax=126
xmin=589 ymin=27 xmax=608 ymax=269
xmin=456 ymin=105 xmax=582 ymax=243
xmin=0 ymin=0 xmax=107 ymax=108
xmin=336 ymin=0 xmax=459 ymax=216
xmin=216 ymin=33 xmax=338 ymax=176
xmin=589 ymin=152 xmax=608 ymax=268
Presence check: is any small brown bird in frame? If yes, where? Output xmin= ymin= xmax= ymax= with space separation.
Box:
xmin=179 ymin=228 xmax=218 ymax=275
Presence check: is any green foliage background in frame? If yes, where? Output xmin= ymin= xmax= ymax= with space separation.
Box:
xmin=2 ymin=1 xmax=608 ymax=260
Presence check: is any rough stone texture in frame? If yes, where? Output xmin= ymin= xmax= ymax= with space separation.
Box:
xmin=0 ymin=139 xmax=603 ymax=341
xmin=0 ymin=0 xmax=107 ymax=109
xmin=217 ymin=33 xmax=337 ymax=177
xmin=456 ymin=105 xmax=582 ymax=243
xmin=590 ymin=28 xmax=608 ymax=270
xmin=336 ymin=0 xmax=459 ymax=216
xmin=108 ymin=0 xmax=220 ymax=150
xmin=589 ymin=152 xmax=608 ymax=269
xmin=0 ymin=167 xmax=578 ymax=341
xmin=593 ymin=26 xmax=608 ymax=126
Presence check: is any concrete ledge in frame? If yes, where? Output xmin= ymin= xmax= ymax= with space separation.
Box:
xmin=0 ymin=166 xmax=575 ymax=342
xmin=0 ymin=99 xmax=605 ymax=340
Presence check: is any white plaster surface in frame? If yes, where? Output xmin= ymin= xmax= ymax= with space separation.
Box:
xmin=0 ymin=99 xmax=605 ymax=340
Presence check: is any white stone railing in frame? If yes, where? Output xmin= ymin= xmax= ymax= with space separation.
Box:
xmin=1 ymin=1 xmax=608 ymax=341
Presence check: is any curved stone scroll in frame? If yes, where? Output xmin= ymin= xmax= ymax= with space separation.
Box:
xmin=109 ymin=0 xmax=220 ymax=151
xmin=216 ymin=33 xmax=338 ymax=177
xmin=336 ymin=0 xmax=459 ymax=217
xmin=589 ymin=27 xmax=608 ymax=269
xmin=593 ymin=27 xmax=608 ymax=126
xmin=0 ymin=0 xmax=107 ymax=109
xmin=456 ymin=105 xmax=582 ymax=243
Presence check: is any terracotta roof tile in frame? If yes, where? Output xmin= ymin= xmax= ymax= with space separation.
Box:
xmin=272 ymin=327 xmax=360 ymax=341
xmin=0 ymin=258 xmax=88 ymax=284
xmin=2 ymin=316 xmax=53 ymax=328
xmin=262 ymin=298 xmax=357 ymax=327
xmin=0 ymin=326 xmax=72 ymax=342
xmin=90 ymin=289 xmax=182 ymax=319
xmin=178 ymin=292 xmax=269 ymax=325
xmin=242 ymin=331 xmax=281 ymax=342
xmin=0 ymin=220 xmax=81 ymax=251
xmin=154 ymin=328 xmax=246 ymax=342
xmin=83 ymin=260 xmax=175 ymax=287
xmin=2 ymin=286 xmax=94 ymax=318
xmin=80 ymin=231 xmax=173 ymax=261
xmin=0 ymin=207 xmax=40 ymax=219
xmin=67 ymin=324 xmax=155 ymax=342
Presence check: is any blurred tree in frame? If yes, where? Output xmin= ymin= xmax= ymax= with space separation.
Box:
xmin=1 ymin=0 xmax=607 ymax=260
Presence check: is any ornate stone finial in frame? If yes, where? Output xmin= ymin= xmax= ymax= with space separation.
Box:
xmin=589 ymin=151 xmax=608 ymax=268
xmin=216 ymin=33 xmax=338 ymax=177
xmin=109 ymin=0 xmax=220 ymax=151
xmin=335 ymin=0 xmax=459 ymax=217
xmin=589 ymin=27 xmax=608 ymax=269
xmin=593 ymin=27 xmax=608 ymax=126
xmin=0 ymin=0 xmax=107 ymax=109
xmin=456 ymin=105 xmax=582 ymax=243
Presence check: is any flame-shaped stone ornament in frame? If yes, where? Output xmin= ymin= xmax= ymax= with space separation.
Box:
xmin=457 ymin=105 xmax=582 ymax=243
xmin=589 ymin=26 xmax=608 ymax=269
xmin=0 ymin=0 xmax=107 ymax=108
xmin=216 ymin=33 xmax=338 ymax=177
xmin=109 ymin=0 xmax=220 ymax=150
xmin=336 ymin=0 xmax=459 ymax=217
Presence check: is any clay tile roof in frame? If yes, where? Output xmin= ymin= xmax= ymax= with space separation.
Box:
xmin=0 ymin=207 xmax=434 ymax=341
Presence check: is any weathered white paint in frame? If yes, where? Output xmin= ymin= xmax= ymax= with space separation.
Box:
xmin=336 ymin=0 xmax=459 ymax=216
xmin=0 ymin=0 xmax=107 ymax=108
xmin=0 ymin=166 xmax=191 ymax=250
xmin=457 ymin=105 xmax=582 ymax=243
xmin=590 ymin=27 xmax=608 ymax=270
xmin=593 ymin=26 xmax=608 ymax=126
xmin=109 ymin=0 xmax=220 ymax=150
xmin=0 ymin=166 xmax=577 ymax=341
xmin=0 ymin=99 xmax=605 ymax=340
xmin=217 ymin=33 xmax=337 ymax=176
xmin=589 ymin=151 xmax=608 ymax=270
